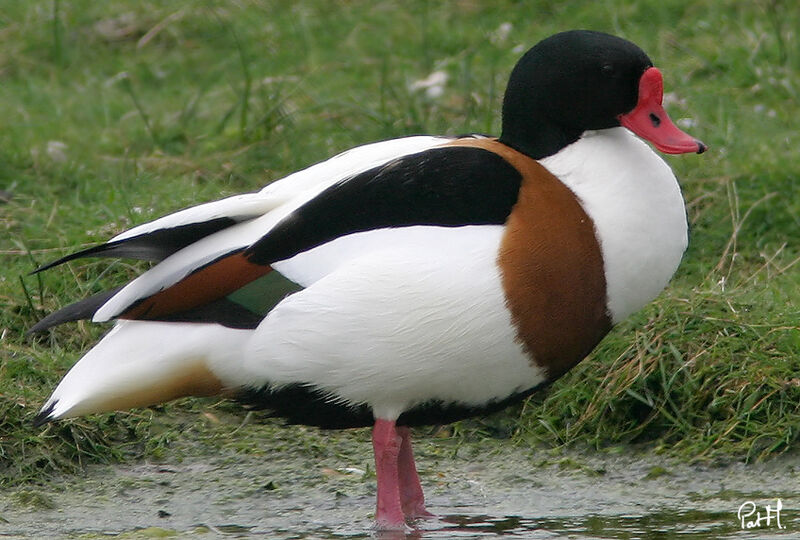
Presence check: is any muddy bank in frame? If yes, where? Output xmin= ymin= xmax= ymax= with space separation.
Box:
xmin=1 ymin=438 xmax=798 ymax=538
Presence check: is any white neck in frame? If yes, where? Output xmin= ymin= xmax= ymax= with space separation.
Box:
xmin=539 ymin=127 xmax=688 ymax=323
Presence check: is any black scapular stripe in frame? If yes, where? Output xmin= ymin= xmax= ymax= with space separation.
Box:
xmin=245 ymin=146 xmax=522 ymax=265
xmin=33 ymin=217 xmax=237 ymax=273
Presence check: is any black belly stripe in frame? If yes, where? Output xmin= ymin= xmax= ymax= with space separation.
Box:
xmin=236 ymin=381 xmax=549 ymax=429
xmin=245 ymin=146 xmax=522 ymax=265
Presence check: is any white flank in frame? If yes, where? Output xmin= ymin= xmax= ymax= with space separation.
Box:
xmin=94 ymin=136 xmax=452 ymax=321
xmin=540 ymin=127 xmax=688 ymax=323
xmin=243 ymin=225 xmax=546 ymax=421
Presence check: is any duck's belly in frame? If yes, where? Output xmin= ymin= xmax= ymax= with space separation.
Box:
xmin=241 ymin=225 xmax=546 ymax=421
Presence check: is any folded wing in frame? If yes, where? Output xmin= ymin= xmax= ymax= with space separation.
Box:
xmin=33 ymin=136 xmax=523 ymax=333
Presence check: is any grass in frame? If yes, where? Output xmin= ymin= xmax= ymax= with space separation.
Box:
xmin=1 ymin=0 xmax=798 ymax=486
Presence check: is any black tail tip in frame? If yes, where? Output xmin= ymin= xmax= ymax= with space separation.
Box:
xmin=32 ymin=402 xmax=57 ymax=428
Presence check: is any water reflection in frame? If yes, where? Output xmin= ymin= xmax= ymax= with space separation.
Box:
xmin=371 ymin=515 xmax=531 ymax=539
xmin=10 ymin=506 xmax=791 ymax=539
xmin=329 ymin=507 xmax=793 ymax=539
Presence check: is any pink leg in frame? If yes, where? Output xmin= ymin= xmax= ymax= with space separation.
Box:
xmin=397 ymin=426 xmax=435 ymax=519
xmin=372 ymin=419 xmax=406 ymax=530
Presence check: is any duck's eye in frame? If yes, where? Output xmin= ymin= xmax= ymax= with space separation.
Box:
xmin=601 ymin=63 xmax=615 ymax=77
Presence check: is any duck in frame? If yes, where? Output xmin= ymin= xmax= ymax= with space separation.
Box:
xmin=30 ymin=29 xmax=706 ymax=530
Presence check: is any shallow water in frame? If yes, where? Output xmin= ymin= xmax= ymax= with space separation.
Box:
xmin=1 ymin=444 xmax=797 ymax=538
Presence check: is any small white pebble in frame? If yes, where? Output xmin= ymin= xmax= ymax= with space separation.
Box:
xmin=489 ymin=22 xmax=513 ymax=45
xmin=338 ymin=467 xmax=366 ymax=476
xmin=46 ymin=141 xmax=68 ymax=163
xmin=409 ymin=70 xmax=448 ymax=99
xmin=662 ymin=92 xmax=686 ymax=108
xmin=425 ymin=85 xmax=444 ymax=99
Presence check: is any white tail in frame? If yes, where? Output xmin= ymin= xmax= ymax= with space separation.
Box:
xmin=37 ymin=321 xmax=253 ymax=423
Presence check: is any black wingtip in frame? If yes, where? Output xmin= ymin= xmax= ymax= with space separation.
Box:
xmin=30 ymin=260 xmax=59 ymax=275
xmin=30 ymin=245 xmax=107 ymax=275
xmin=27 ymin=287 xmax=123 ymax=335
xmin=33 ymin=218 xmax=241 ymax=275
xmin=32 ymin=401 xmax=57 ymax=427
xmin=26 ymin=323 xmax=47 ymax=336
xmin=27 ymin=317 xmax=57 ymax=335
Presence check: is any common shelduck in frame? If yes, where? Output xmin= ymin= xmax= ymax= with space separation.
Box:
xmin=31 ymin=30 xmax=706 ymax=530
